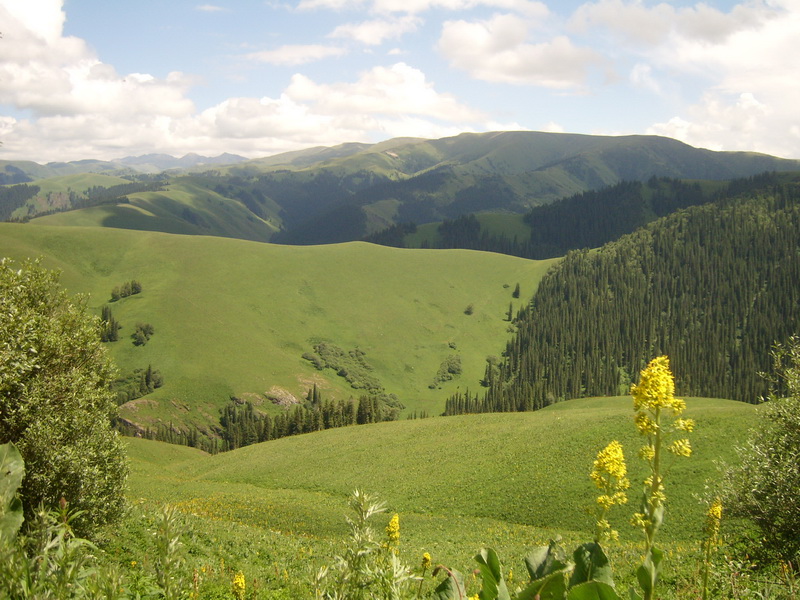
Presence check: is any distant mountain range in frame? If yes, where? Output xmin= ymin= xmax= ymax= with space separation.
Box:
xmin=3 ymin=131 xmax=800 ymax=245
xmin=0 ymin=152 xmax=248 ymax=183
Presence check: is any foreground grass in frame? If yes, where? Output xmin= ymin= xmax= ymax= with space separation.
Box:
xmin=112 ymin=397 xmax=754 ymax=597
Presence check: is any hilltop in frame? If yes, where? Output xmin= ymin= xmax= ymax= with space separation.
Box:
xmin=4 ymin=131 xmax=799 ymax=245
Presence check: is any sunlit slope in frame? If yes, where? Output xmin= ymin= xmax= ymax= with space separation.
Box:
xmin=127 ymin=396 xmax=753 ymax=543
xmin=32 ymin=178 xmax=278 ymax=242
xmin=0 ymin=223 xmax=554 ymax=428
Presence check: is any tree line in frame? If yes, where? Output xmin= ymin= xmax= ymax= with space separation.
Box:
xmin=365 ymin=174 xmax=787 ymax=260
xmin=445 ymin=178 xmax=800 ymax=415
xmin=217 ymin=387 xmax=397 ymax=451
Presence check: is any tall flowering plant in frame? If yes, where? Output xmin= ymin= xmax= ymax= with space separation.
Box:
xmin=630 ymin=356 xmax=693 ymax=600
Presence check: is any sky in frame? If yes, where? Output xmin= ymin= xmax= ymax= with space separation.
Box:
xmin=1 ymin=0 xmax=799 ymax=162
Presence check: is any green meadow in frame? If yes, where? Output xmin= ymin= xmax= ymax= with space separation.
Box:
xmin=118 ymin=395 xmax=754 ymax=597
xmin=0 ymin=222 xmax=555 ymax=430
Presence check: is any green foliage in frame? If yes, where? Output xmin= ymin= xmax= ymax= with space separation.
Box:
xmin=449 ymin=180 xmax=800 ymax=415
xmin=112 ymin=364 xmax=164 ymax=404
xmin=132 ymin=321 xmax=155 ymax=346
xmin=111 ymin=279 xmax=142 ymax=302
xmin=0 ymin=443 xmax=24 ymax=542
xmin=99 ymin=305 xmax=121 ymax=342
xmin=0 ymin=258 xmax=128 ymax=536
xmin=721 ymin=335 xmax=800 ymax=563
xmin=316 ymin=490 xmax=415 ymax=600
xmin=303 ymin=341 xmax=385 ymax=394
xmin=429 ymin=355 xmax=462 ymax=389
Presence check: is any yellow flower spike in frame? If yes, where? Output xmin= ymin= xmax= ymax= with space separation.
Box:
xmin=668 ymin=438 xmax=692 ymax=457
xmin=232 ymin=571 xmax=246 ymax=600
xmin=386 ymin=513 xmax=400 ymax=545
xmin=421 ymin=552 xmax=432 ymax=570
xmin=639 ymin=444 xmax=655 ymax=461
xmin=705 ymin=498 xmax=723 ymax=539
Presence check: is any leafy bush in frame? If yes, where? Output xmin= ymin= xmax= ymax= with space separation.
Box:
xmin=0 ymin=259 xmax=128 ymax=536
xmin=721 ymin=335 xmax=800 ymax=564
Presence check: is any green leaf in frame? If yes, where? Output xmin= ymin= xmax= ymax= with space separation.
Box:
xmin=569 ymin=542 xmax=614 ymax=587
xmin=567 ymin=581 xmax=623 ymax=600
xmin=433 ymin=567 xmax=466 ymax=600
xmin=635 ymin=547 xmax=664 ymax=598
xmin=0 ymin=442 xmax=25 ymax=542
xmin=525 ymin=538 xmax=569 ymax=580
xmin=628 ymin=588 xmax=643 ymax=600
xmin=516 ymin=571 xmax=568 ymax=600
xmin=475 ymin=548 xmax=510 ymax=600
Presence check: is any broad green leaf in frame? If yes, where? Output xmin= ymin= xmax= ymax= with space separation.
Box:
xmin=475 ymin=548 xmax=510 ymax=600
xmin=628 ymin=588 xmax=644 ymax=600
xmin=567 ymin=581 xmax=623 ymax=600
xmin=569 ymin=542 xmax=614 ymax=587
xmin=635 ymin=547 xmax=664 ymax=598
xmin=525 ymin=538 xmax=569 ymax=580
xmin=433 ymin=567 xmax=466 ymax=600
xmin=516 ymin=570 xmax=568 ymax=600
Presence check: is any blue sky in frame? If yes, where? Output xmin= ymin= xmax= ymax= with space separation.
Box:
xmin=1 ymin=0 xmax=798 ymax=161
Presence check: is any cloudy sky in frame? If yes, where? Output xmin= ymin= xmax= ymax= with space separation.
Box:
xmin=1 ymin=0 xmax=799 ymax=162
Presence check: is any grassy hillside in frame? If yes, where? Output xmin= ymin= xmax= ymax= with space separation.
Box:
xmin=15 ymin=131 xmax=800 ymax=246
xmin=122 ymin=396 xmax=754 ymax=589
xmin=0 ymin=223 xmax=554 ymax=431
xmin=32 ymin=177 xmax=279 ymax=241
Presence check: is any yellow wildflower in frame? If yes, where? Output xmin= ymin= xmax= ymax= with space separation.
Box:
xmin=590 ymin=440 xmax=629 ymax=489
xmin=232 ymin=570 xmax=246 ymax=600
xmin=639 ymin=444 xmax=655 ymax=461
xmin=634 ymin=412 xmax=658 ymax=435
xmin=705 ymin=498 xmax=722 ymax=539
xmin=668 ymin=438 xmax=692 ymax=457
xmin=386 ymin=513 xmax=400 ymax=544
xmin=675 ymin=418 xmax=695 ymax=432
xmin=421 ymin=552 xmax=432 ymax=570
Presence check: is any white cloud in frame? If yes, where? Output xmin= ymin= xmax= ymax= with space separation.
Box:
xmin=636 ymin=1 xmax=800 ymax=157
xmin=0 ymin=0 xmax=492 ymax=162
xmin=285 ymin=63 xmax=484 ymax=121
xmin=172 ymin=64 xmax=488 ymax=156
xmin=438 ymin=14 xmax=601 ymax=89
xmin=569 ymin=0 xmax=777 ymax=48
xmin=195 ymin=4 xmax=228 ymax=12
xmin=329 ymin=16 xmax=422 ymax=45
xmin=244 ymin=44 xmax=347 ymax=66
xmin=297 ymin=0 xmax=548 ymax=16
xmin=629 ymin=63 xmax=661 ymax=94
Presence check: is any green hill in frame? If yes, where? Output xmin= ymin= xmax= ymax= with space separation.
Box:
xmin=12 ymin=131 xmax=800 ymax=245
xmin=454 ymin=178 xmax=800 ymax=415
xmin=123 ymin=396 xmax=754 ymax=580
xmin=0 ymin=223 xmax=554 ymax=433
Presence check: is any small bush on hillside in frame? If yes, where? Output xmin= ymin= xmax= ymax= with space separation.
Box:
xmin=132 ymin=322 xmax=155 ymax=346
xmin=720 ymin=335 xmax=800 ymax=564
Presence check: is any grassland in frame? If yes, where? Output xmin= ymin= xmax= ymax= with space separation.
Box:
xmin=119 ymin=395 xmax=755 ymax=597
xmin=0 ymin=222 xmax=555 ymax=430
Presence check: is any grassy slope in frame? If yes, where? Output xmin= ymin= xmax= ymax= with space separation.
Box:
xmin=124 ymin=396 xmax=754 ymax=582
xmin=0 ymin=223 xmax=554 ymax=429
xmin=32 ymin=178 xmax=278 ymax=242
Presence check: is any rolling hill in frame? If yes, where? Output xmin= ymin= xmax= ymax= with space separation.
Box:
xmin=122 ymin=395 xmax=755 ymax=587
xmin=8 ymin=131 xmax=800 ymax=245
xmin=0 ymin=222 xmax=555 ymax=434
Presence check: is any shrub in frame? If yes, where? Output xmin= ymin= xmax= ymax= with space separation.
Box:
xmin=0 ymin=259 xmax=128 ymax=536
